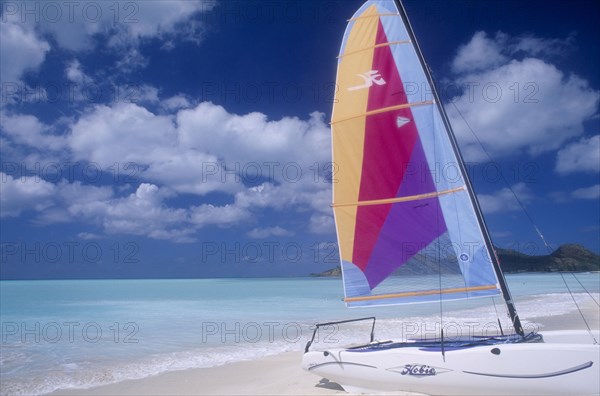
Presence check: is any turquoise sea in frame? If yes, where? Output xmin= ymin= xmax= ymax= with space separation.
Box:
xmin=1 ymin=273 xmax=599 ymax=395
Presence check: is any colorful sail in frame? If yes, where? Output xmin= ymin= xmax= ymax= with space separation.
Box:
xmin=332 ymin=0 xmax=501 ymax=307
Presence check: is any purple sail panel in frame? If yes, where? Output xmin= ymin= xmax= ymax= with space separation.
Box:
xmin=363 ymin=138 xmax=447 ymax=289
xmin=363 ymin=197 xmax=446 ymax=289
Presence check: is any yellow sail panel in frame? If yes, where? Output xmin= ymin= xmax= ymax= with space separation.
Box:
xmin=331 ymin=5 xmax=380 ymax=261
xmin=332 ymin=205 xmax=359 ymax=263
xmin=332 ymin=5 xmax=379 ymax=123
xmin=333 ymin=121 xmax=367 ymax=261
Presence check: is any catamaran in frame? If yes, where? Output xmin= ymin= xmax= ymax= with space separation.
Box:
xmin=301 ymin=0 xmax=599 ymax=394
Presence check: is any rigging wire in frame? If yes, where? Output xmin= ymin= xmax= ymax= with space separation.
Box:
xmin=560 ymin=272 xmax=598 ymax=344
xmin=450 ymin=100 xmax=598 ymax=340
xmin=449 ymin=102 xmax=553 ymax=251
xmin=431 ymin=98 xmax=446 ymax=361
xmin=571 ymin=273 xmax=600 ymax=307
xmin=491 ymin=297 xmax=505 ymax=336
xmin=430 ymin=75 xmax=510 ymax=331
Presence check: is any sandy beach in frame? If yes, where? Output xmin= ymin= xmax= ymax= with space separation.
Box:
xmin=49 ymin=301 xmax=598 ymax=396
xmin=50 ymin=351 xmax=424 ymax=396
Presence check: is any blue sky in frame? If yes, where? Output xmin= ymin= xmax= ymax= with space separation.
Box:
xmin=1 ymin=0 xmax=598 ymax=280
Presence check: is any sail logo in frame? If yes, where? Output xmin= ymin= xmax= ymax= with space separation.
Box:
xmin=396 ymin=116 xmax=411 ymax=128
xmin=348 ymin=70 xmax=386 ymax=91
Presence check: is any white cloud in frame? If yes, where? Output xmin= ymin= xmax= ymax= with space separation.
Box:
xmin=0 ymin=113 xmax=66 ymax=151
xmin=161 ymin=95 xmax=192 ymax=111
xmin=1 ymin=0 xmax=216 ymax=82
xmin=69 ymin=102 xmax=177 ymax=166
xmin=4 ymin=98 xmax=333 ymax=240
xmin=32 ymin=180 xmax=114 ymax=225
xmin=452 ymin=31 xmax=574 ymax=74
xmin=189 ymin=203 xmax=251 ymax=230
xmin=447 ymin=32 xmax=599 ymax=161
xmin=35 ymin=0 xmax=216 ymax=52
xmin=177 ymin=103 xmax=331 ymax=180
xmin=56 ymin=182 xmax=198 ymax=243
xmin=0 ymin=17 xmax=50 ymax=84
xmin=0 ymin=171 xmax=114 ymax=223
xmin=64 ymin=59 xmax=97 ymax=102
xmin=309 ymin=214 xmax=335 ymax=235
xmin=478 ymin=183 xmax=533 ymax=214
xmin=511 ymin=33 xmax=574 ymax=57
xmin=97 ymin=184 xmax=196 ymax=242
xmin=571 ymin=184 xmax=600 ymax=200
xmin=123 ymin=1 xmax=215 ymax=41
xmin=246 ymin=226 xmax=294 ymax=239
xmin=65 ymin=60 xmax=89 ymax=84
xmin=234 ymin=182 xmax=331 ymax=216
xmin=78 ymin=232 xmax=102 ymax=240
xmin=555 ymin=135 xmax=600 ymax=175
xmin=452 ymin=32 xmax=508 ymax=74
xmin=68 ymin=101 xmax=331 ymax=199
xmin=0 ymin=172 xmax=56 ymax=217
xmin=144 ymin=150 xmax=240 ymax=196
xmin=551 ymin=183 xmax=600 ymax=203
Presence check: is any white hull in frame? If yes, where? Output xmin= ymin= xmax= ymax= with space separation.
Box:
xmin=302 ymin=330 xmax=600 ymax=395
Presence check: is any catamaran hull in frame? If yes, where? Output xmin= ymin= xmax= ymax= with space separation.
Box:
xmin=302 ymin=331 xmax=600 ymax=395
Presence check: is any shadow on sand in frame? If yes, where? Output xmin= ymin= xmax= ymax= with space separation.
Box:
xmin=315 ymin=378 xmax=345 ymax=391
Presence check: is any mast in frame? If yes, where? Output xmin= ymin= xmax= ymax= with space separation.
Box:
xmin=393 ymin=0 xmax=525 ymax=336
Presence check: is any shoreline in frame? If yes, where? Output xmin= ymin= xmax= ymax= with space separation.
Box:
xmin=530 ymin=299 xmax=599 ymax=331
xmin=49 ymin=301 xmax=598 ymax=396
xmin=49 ymin=351 xmax=424 ymax=396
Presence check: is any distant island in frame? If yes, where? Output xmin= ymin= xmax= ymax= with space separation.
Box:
xmin=497 ymin=244 xmax=600 ymax=273
xmin=310 ymin=244 xmax=600 ymax=276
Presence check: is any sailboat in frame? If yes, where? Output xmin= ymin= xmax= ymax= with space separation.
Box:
xmin=301 ymin=0 xmax=599 ymax=395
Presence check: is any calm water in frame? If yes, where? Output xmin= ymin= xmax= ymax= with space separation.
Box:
xmin=1 ymin=273 xmax=598 ymax=395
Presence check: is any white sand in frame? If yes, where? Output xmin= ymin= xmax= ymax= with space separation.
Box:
xmin=49 ymin=352 xmax=423 ymax=396
xmin=527 ymin=298 xmax=599 ymax=332
xmin=49 ymin=302 xmax=598 ymax=396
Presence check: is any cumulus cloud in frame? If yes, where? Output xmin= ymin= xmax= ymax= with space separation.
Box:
xmin=452 ymin=31 xmax=574 ymax=74
xmin=161 ymin=94 xmax=192 ymax=111
xmin=11 ymin=0 xmax=216 ymax=52
xmin=65 ymin=60 xmax=88 ymax=84
xmin=0 ymin=2 xmax=336 ymax=242
xmin=0 ymin=0 xmax=216 ymax=86
xmin=177 ymin=103 xmax=331 ymax=179
xmin=478 ymin=183 xmax=533 ymax=214
xmin=551 ymin=184 xmax=600 ymax=203
xmin=0 ymin=113 xmax=66 ymax=151
xmin=69 ymin=102 xmax=177 ymax=166
xmin=0 ymin=173 xmax=56 ymax=217
xmin=309 ymin=214 xmax=335 ymax=235
xmin=67 ymin=101 xmax=331 ymax=199
xmin=0 ymin=17 xmax=50 ymax=85
xmin=555 ymin=135 xmax=600 ymax=175
xmin=0 ymin=171 xmax=115 ymax=224
xmin=1 ymin=99 xmax=333 ymax=240
xmin=571 ymin=184 xmax=600 ymax=200
xmin=447 ymin=32 xmax=599 ymax=161
xmin=452 ymin=32 xmax=508 ymax=74
xmin=78 ymin=232 xmax=103 ymax=240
